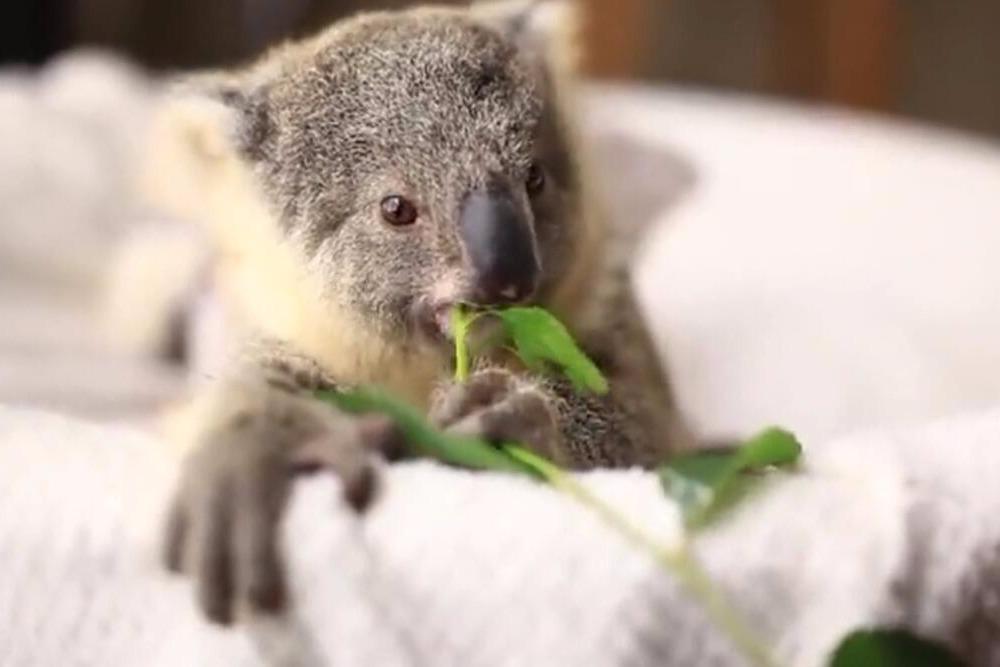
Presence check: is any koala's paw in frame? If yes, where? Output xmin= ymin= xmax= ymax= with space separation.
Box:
xmin=162 ymin=397 xmax=382 ymax=625
xmin=430 ymin=368 xmax=562 ymax=458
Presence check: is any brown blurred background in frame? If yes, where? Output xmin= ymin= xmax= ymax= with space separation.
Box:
xmin=2 ymin=0 xmax=998 ymax=138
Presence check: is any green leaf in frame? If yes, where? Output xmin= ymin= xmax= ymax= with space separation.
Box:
xmin=828 ymin=629 xmax=965 ymax=667
xmin=659 ymin=427 xmax=802 ymax=529
xmin=315 ymin=388 xmax=538 ymax=477
xmin=493 ymin=306 xmax=609 ymax=395
xmin=737 ymin=427 xmax=802 ymax=469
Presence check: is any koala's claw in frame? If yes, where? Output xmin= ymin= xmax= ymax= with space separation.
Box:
xmin=430 ymin=368 xmax=562 ymax=458
xmin=163 ymin=398 xmax=378 ymax=626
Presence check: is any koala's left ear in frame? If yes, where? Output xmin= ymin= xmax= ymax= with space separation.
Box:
xmin=159 ymin=71 xmax=273 ymax=163
xmin=473 ymin=0 xmax=582 ymax=76
xmin=138 ymin=70 xmax=272 ymax=225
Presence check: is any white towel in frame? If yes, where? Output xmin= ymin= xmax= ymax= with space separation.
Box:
xmin=2 ymin=405 xmax=998 ymax=666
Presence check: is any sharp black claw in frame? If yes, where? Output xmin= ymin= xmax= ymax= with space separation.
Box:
xmin=343 ymin=465 xmax=378 ymax=512
xmin=202 ymin=594 xmax=235 ymax=626
xmin=163 ymin=501 xmax=188 ymax=574
xmin=248 ymin=578 xmax=288 ymax=614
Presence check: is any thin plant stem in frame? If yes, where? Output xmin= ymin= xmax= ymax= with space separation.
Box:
xmin=502 ymin=445 xmax=779 ymax=667
xmin=453 ymin=307 xmax=781 ymax=667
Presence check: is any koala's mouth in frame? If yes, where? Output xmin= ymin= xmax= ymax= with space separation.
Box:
xmin=412 ymin=299 xmax=502 ymax=352
xmin=413 ymin=299 xmax=456 ymax=343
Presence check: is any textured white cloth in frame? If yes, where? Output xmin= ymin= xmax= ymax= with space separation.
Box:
xmin=2 ymin=405 xmax=999 ymax=666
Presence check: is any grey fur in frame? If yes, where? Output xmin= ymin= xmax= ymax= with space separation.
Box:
xmin=164 ymin=0 xmax=694 ymax=625
xmin=211 ymin=5 xmax=579 ymax=335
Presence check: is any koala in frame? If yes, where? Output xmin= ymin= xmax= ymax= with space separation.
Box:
xmin=149 ymin=0 xmax=695 ymax=626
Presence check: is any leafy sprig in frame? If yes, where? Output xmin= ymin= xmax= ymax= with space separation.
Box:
xmin=660 ymin=427 xmax=801 ymax=530
xmin=315 ymin=304 xmax=962 ymax=667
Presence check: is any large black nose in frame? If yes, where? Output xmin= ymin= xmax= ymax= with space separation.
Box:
xmin=459 ymin=189 xmax=540 ymax=304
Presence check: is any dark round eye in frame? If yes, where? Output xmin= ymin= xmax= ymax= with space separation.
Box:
xmin=526 ymin=162 xmax=546 ymax=196
xmin=380 ymin=195 xmax=418 ymax=226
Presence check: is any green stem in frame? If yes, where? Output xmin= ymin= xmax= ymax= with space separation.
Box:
xmin=502 ymin=445 xmax=778 ymax=667
xmin=452 ymin=306 xmax=478 ymax=382
xmin=455 ymin=331 xmax=470 ymax=382
xmin=454 ymin=307 xmax=780 ymax=667
xmin=669 ymin=547 xmax=779 ymax=667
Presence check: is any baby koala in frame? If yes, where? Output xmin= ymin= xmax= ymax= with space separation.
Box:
xmin=151 ymin=0 xmax=693 ymax=625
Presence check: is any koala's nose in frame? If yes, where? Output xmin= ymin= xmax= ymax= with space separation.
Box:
xmin=459 ymin=189 xmax=540 ymax=304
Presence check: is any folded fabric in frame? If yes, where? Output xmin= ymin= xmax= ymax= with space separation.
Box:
xmin=2 ymin=405 xmax=998 ymax=666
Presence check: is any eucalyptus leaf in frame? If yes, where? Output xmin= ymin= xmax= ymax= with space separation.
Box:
xmin=316 ymin=388 xmax=537 ymax=476
xmin=493 ymin=306 xmax=609 ymax=395
xmin=737 ymin=427 xmax=802 ymax=469
xmin=659 ymin=427 xmax=802 ymax=529
xmin=828 ymin=629 xmax=965 ymax=667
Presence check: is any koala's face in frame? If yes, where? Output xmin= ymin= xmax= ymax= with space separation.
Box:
xmin=230 ymin=7 xmax=580 ymax=345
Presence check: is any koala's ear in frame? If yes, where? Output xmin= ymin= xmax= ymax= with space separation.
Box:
xmin=139 ymin=72 xmax=272 ymax=223
xmin=474 ymin=0 xmax=582 ymax=75
xmin=159 ymin=71 xmax=273 ymax=163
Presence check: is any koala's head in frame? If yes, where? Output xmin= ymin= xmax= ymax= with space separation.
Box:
xmin=178 ymin=1 xmax=589 ymax=352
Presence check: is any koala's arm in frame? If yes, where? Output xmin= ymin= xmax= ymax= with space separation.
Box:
xmin=164 ymin=339 xmax=384 ymax=624
xmin=432 ymin=279 xmax=694 ymax=470
xmin=547 ymin=292 xmax=693 ymax=468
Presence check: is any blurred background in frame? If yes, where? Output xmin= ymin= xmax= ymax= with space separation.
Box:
xmin=2 ymin=0 xmax=1000 ymax=441
xmin=3 ymin=0 xmax=1000 ymax=138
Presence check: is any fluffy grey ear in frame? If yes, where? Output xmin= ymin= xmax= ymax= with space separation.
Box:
xmin=164 ymin=71 xmax=273 ymax=162
xmin=139 ymin=72 xmax=272 ymax=224
xmin=473 ymin=0 xmax=581 ymax=73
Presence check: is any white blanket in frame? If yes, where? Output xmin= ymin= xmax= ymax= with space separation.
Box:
xmin=2 ymin=405 xmax=999 ymax=666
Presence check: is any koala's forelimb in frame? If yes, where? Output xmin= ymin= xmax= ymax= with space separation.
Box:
xmin=163 ymin=341 xmax=386 ymax=624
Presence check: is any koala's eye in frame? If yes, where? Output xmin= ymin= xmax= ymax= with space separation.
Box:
xmin=380 ymin=195 xmax=418 ymax=226
xmin=526 ymin=162 xmax=546 ymax=196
